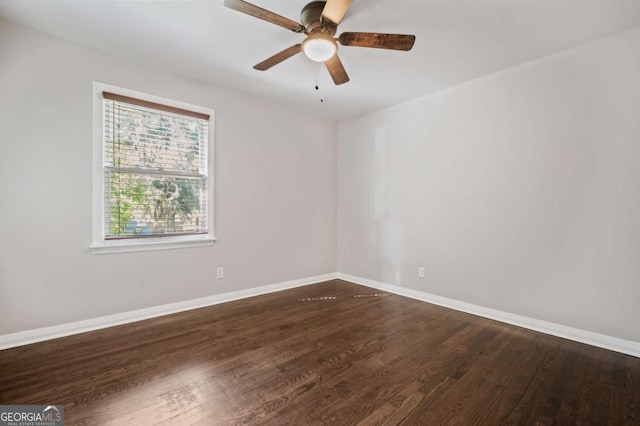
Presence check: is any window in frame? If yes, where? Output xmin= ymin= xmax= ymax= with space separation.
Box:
xmin=92 ymin=83 xmax=215 ymax=253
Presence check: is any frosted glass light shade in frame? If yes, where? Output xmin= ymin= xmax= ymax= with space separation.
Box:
xmin=302 ymin=34 xmax=337 ymax=62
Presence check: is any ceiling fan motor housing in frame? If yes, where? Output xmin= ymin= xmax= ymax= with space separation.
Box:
xmin=301 ymin=1 xmax=337 ymax=35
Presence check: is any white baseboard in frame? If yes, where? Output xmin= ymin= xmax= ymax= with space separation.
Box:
xmin=4 ymin=271 xmax=639 ymax=359
xmin=0 ymin=273 xmax=337 ymax=351
xmin=337 ymin=273 xmax=640 ymax=358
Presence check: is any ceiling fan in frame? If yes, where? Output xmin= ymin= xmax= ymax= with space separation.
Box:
xmin=223 ymin=0 xmax=416 ymax=85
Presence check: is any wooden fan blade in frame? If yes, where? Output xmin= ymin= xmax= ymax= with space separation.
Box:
xmin=253 ymin=44 xmax=303 ymax=71
xmin=325 ymin=54 xmax=350 ymax=85
xmin=224 ymin=0 xmax=304 ymax=33
xmin=339 ymin=32 xmax=416 ymax=51
xmin=321 ymin=0 xmax=353 ymax=25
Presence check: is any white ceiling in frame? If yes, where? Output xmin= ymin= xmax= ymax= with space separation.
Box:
xmin=2 ymin=0 xmax=640 ymax=120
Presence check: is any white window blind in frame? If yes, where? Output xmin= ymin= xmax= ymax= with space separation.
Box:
xmin=102 ymin=92 xmax=210 ymax=240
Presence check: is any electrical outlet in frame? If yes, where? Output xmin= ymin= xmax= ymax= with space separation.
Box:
xmin=418 ymin=267 xmax=425 ymax=278
xmin=216 ymin=267 xmax=224 ymax=279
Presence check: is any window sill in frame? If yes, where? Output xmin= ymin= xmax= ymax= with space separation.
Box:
xmin=90 ymin=236 xmax=216 ymax=254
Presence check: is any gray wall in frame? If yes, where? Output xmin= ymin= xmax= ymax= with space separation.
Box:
xmin=337 ymin=28 xmax=640 ymax=342
xmin=0 ymin=20 xmax=337 ymax=335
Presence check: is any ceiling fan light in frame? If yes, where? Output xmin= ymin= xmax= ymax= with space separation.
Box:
xmin=302 ymin=33 xmax=337 ymax=62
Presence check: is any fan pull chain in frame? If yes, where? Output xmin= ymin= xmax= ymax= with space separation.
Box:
xmin=315 ymin=63 xmax=324 ymax=103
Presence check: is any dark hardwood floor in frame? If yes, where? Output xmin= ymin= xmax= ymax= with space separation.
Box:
xmin=1 ymin=279 xmax=638 ymax=425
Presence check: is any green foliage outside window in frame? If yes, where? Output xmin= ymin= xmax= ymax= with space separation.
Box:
xmin=106 ymin=101 xmax=206 ymax=238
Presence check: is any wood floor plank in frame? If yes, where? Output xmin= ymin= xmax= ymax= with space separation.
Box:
xmin=1 ymin=279 xmax=639 ymax=425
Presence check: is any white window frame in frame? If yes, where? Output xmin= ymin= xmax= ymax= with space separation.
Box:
xmin=91 ymin=82 xmax=215 ymax=254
